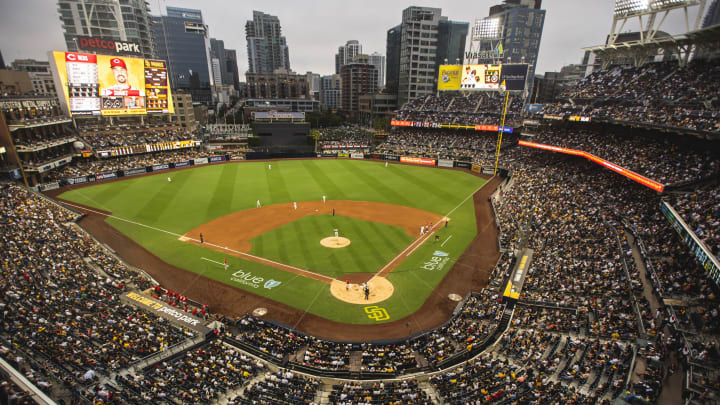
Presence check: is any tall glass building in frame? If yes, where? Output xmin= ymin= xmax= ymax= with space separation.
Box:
xmin=152 ymin=7 xmax=214 ymax=103
xmin=245 ymin=11 xmax=291 ymax=74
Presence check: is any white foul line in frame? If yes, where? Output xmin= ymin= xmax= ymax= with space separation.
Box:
xmin=441 ymin=235 xmax=453 ymax=247
xmin=368 ymin=180 xmax=489 ymax=283
xmin=61 ymin=201 xmax=336 ymax=282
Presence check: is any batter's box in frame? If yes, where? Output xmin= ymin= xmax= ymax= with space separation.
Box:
xmin=364 ymin=305 xmax=390 ymax=321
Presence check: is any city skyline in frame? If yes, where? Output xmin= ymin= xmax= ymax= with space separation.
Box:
xmin=0 ymin=0 xmax=707 ymax=78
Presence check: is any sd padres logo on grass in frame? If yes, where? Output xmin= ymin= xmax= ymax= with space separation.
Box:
xmin=364 ymin=306 xmax=390 ymax=322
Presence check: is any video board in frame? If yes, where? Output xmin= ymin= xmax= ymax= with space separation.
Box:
xmin=460 ymin=64 xmax=501 ymax=90
xmin=437 ymin=63 xmax=529 ymax=92
xmin=50 ymin=51 xmax=174 ymax=116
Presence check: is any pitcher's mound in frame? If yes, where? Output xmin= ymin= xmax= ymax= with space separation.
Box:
xmin=330 ymin=277 xmax=394 ymax=304
xmin=320 ymin=236 xmax=351 ymax=248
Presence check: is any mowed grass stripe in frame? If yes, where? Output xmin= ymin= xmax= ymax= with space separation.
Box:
xmin=301 ymin=160 xmax=346 ymax=201
xmin=134 ymin=171 xmax=193 ymax=225
xmin=387 ymin=164 xmax=457 ymax=203
xmin=205 ymin=164 xmax=238 ymax=218
xmin=350 ymin=162 xmax=413 ymax=206
xmin=290 ymin=219 xmax=319 ymax=272
xmin=266 ymin=162 xmax=293 ymax=204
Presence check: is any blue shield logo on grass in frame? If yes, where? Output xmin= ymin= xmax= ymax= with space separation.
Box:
xmin=264 ymin=280 xmax=281 ymax=289
xmin=433 ymin=251 xmax=449 ymax=257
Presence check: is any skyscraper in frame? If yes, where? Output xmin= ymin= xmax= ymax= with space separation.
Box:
xmin=335 ymin=40 xmax=362 ymax=74
xmin=385 ymin=25 xmax=401 ymax=96
xmin=393 ymin=7 xmax=468 ymax=107
xmin=368 ymin=52 xmax=386 ymax=89
xmin=341 ymin=62 xmax=377 ymax=113
xmin=245 ymin=11 xmax=291 ymax=74
xmin=57 ymin=0 xmax=154 ymax=59
xmin=152 ymin=7 xmax=214 ymax=103
xmin=485 ymin=0 xmax=545 ymax=88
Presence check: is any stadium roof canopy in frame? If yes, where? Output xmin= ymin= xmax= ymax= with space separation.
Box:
xmin=583 ymin=24 xmax=720 ymax=68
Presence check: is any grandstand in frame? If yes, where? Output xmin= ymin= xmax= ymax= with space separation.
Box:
xmin=1 ymin=3 xmax=720 ymax=405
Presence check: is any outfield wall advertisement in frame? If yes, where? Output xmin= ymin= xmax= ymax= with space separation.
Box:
xmin=391 ymin=120 xmax=512 ymax=133
xmin=400 ymin=156 xmax=436 ymax=166
xmin=50 ymin=51 xmax=174 ymax=116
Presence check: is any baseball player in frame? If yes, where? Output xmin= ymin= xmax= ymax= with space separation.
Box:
xmin=385 ymin=161 xmax=388 ymax=168
xmin=167 ymin=177 xmax=171 ymax=183
xmin=293 ymin=202 xmax=297 ymax=210
xmin=346 ymin=279 xmax=350 ymax=291
xmin=364 ymin=284 xmax=370 ymax=300
xmin=256 ymin=199 xmax=261 ymax=208
xmin=268 ymin=163 xmax=272 ymax=170
xmin=322 ymin=195 xmax=326 ymax=203
xmin=334 ymin=228 xmax=339 ymax=238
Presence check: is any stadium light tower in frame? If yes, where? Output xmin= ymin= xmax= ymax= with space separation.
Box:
xmin=608 ymin=0 xmax=707 ymax=45
xmin=467 ymin=17 xmax=505 ymax=65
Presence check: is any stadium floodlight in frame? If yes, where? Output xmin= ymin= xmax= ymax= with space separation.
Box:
xmin=472 ymin=17 xmax=503 ymax=40
xmin=614 ymin=0 xmax=650 ymax=16
xmin=650 ymin=0 xmax=692 ymax=10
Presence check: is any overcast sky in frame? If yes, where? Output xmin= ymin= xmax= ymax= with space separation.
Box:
xmin=0 ymin=0 xmax=707 ymax=77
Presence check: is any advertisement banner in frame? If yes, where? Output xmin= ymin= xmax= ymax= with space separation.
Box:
xmin=351 ymin=153 xmax=364 ymax=159
xmin=121 ymin=292 xmax=210 ymax=334
xmin=337 ymin=153 xmax=349 ymax=158
xmin=321 ymin=153 xmax=338 ymax=158
xmin=368 ymin=153 xmax=383 ymax=160
xmin=40 ymin=182 xmax=60 ymax=191
xmin=400 ymin=156 xmax=436 ymax=166
xmin=569 ymin=116 xmax=591 ymax=122
xmin=499 ymin=64 xmax=529 ymax=91
xmin=174 ymin=161 xmax=191 ymax=168
xmin=543 ymin=114 xmax=564 ymax=120
xmin=95 ymin=172 xmax=117 ymax=180
xmin=438 ymin=159 xmax=454 ymax=168
xmin=385 ymin=155 xmax=400 ymax=161
xmin=482 ymin=167 xmax=495 ymax=175
xmin=390 ymin=120 xmax=412 ymax=127
xmin=471 ymin=165 xmax=484 ymax=174
xmin=526 ymin=104 xmax=543 ymax=113
xmin=460 ymin=64 xmax=501 ymax=90
xmin=209 ymin=155 xmax=226 ymax=162
xmin=123 ymin=167 xmax=147 ymax=176
xmin=152 ymin=163 xmax=170 ymax=171
xmin=454 ymin=161 xmax=472 ymax=169
xmin=66 ymin=176 xmax=88 ymax=185
xmin=51 ymin=51 xmax=173 ymax=116
xmin=437 ymin=65 xmax=462 ymax=91
xmin=194 ymin=157 xmax=209 ymax=165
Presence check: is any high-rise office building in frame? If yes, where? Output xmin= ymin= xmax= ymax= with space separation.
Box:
xmin=245 ymin=11 xmax=291 ymax=74
xmin=335 ymin=40 xmax=362 ymax=74
xmin=437 ymin=20 xmax=469 ymax=70
xmin=368 ymin=52 xmax=386 ymax=89
xmin=57 ymin=0 xmax=154 ymax=59
xmin=320 ymin=74 xmax=342 ymax=111
xmin=487 ymin=0 xmax=545 ymax=88
xmin=224 ymin=49 xmax=240 ymax=91
xmin=393 ymin=7 xmax=468 ymax=107
xmin=152 ymin=7 xmax=214 ymax=103
xmin=10 ymin=59 xmax=57 ymax=98
xmin=210 ymin=38 xmax=231 ymax=86
xmin=341 ymin=62 xmax=377 ymax=113
xmin=385 ymin=25 xmax=401 ymax=96
xmin=704 ymin=0 xmax=720 ymax=28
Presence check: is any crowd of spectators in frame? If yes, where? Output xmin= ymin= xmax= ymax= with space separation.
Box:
xmin=396 ymin=93 xmax=525 ymax=127
xmin=317 ymin=125 xmax=373 ymax=150
xmin=0 ymin=183 xmax=196 ymax=402
xmin=530 ymin=126 xmax=719 ymax=185
xmin=76 ymin=123 xmax=198 ymax=149
xmin=671 ymin=185 xmax=720 ymax=259
xmin=45 ymin=148 xmax=210 ymax=181
xmin=328 ymin=379 xmax=430 ymax=404
xmin=376 ymin=128 xmax=516 ymax=166
xmin=236 ymin=369 xmax=318 ymax=404
xmin=545 ymin=59 xmax=720 ymax=133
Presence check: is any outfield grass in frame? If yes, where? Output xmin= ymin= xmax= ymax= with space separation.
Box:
xmin=58 ymin=159 xmax=486 ymax=324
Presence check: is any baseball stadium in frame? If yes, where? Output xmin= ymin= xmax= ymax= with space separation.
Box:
xmin=1 ymin=1 xmax=720 ymax=404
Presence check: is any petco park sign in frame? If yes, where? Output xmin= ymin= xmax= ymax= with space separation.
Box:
xmin=76 ymin=35 xmax=142 ymax=56
xmin=231 ymin=269 xmax=281 ymax=290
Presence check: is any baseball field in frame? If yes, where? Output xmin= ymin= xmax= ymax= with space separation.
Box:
xmin=57 ymin=159 xmax=488 ymax=326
